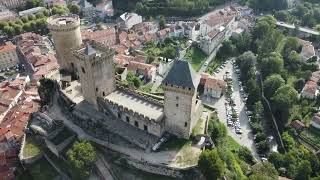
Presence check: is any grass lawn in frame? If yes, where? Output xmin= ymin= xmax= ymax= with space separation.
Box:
xmin=192 ymin=118 xmax=206 ymax=135
xmin=206 ymin=58 xmax=222 ymax=74
xmin=174 ymin=141 xmax=200 ymax=166
xmin=23 ymin=137 xmax=41 ymax=158
xmin=184 ymin=46 xmax=207 ymax=71
xmin=290 ymin=99 xmax=316 ymax=125
xmin=28 ymin=158 xmax=59 ymax=180
xmin=224 ymin=136 xmax=241 ymax=152
xmin=138 ymin=83 xmax=153 ymax=93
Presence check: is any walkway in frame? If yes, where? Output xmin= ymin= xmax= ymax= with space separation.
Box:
xmin=276 ymin=21 xmax=320 ymax=36
xmin=95 ymin=153 xmax=114 ymax=180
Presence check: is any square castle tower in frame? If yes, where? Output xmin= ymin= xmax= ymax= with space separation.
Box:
xmin=72 ymin=43 xmax=202 ymax=139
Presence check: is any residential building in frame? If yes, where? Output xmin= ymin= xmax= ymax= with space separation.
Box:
xmin=198 ymin=6 xmax=238 ymax=55
xmin=81 ymin=27 xmax=117 ymax=47
xmin=127 ymin=61 xmax=156 ymax=82
xmin=18 ymin=7 xmax=46 ymax=17
xmin=298 ymin=38 xmax=316 ymax=61
xmin=200 ymin=73 xmax=226 ymax=98
xmin=0 ymin=0 xmax=26 ymax=9
xmin=95 ymin=0 xmax=114 ymax=17
xmin=78 ymin=0 xmax=95 ymax=17
xmin=133 ymin=21 xmax=159 ymax=35
xmin=311 ymin=115 xmax=320 ymax=130
xmin=117 ymin=12 xmax=142 ymax=30
xmin=0 ymin=42 xmax=19 ymax=70
xmin=290 ymin=120 xmax=305 ymax=131
xmin=0 ymin=6 xmax=17 ymax=22
xmin=15 ymin=33 xmax=59 ymax=80
xmin=301 ymin=80 xmax=318 ymax=99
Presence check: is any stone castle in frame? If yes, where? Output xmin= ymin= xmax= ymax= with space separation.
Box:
xmin=50 ymin=14 xmax=202 ymax=139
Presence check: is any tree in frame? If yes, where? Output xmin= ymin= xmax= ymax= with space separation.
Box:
xmin=286 ymin=51 xmax=303 ymax=72
xmin=0 ymin=22 xmax=8 ymax=29
xmin=28 ymin=14 xmax=36 ymax=21
xmin=271 ymin=85 xmax=298 ymax=110
xmin=256 ymin=140 xmax=269 ymax=154
xmin=250 ymin=162 xmax=278 ymax=180
xmin=159 ymin=16 xmax=166 ymax=30
xmin=126 ymin=71 xmax=142 ymax=88
xmin=26 ymin=0 xmax=44 ymax=9
xmin=208 ymin=120 xmax=227 ymax=143
xmin=216 ymin=39 xmax=237 ymax=59
xmin=68 ymin=4 xmax=81 ymax=15
xmin=282 ymin=132 xmax=296 ymax=151
xmin=163 ymin=46 xmax=176 ymax=59
xmin=238 ymin=146 xmax=254 ymax=164
xmin=38 ymin=78 xmax=55 ymax=106
xmin=67 ymin=141 xmax=97 ymax=179
xmin=263 ymin=74 xmax=285 ymax=98
xmin=21 ymin=16 xmax=28 ymax=23
xmin=281 ymin=37 xmax=302 ymax=59
xmin=268 ymin=152 xmax=285 ymax=170
xmin=293 ymin=78 xmax=305 ymax=92
xmin=35 ymin=12 xmax=45 ymax=19
xmin=237 ymin=51 xmax=256 ymax=82
xmin=3 ymin=26 xmax=15 ymax=36
xmin=295 ymin=161 xmax=312 ymax=180
xmin=231 ymin=32 xmax=252 ymax=54
xmin=198 ymin=149 xmax=226 ymax=180
xmin=52 ymin=5 xmax=69 ymax=15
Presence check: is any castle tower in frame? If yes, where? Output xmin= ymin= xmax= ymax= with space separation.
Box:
xmin=72 ymin=43 xmax=115 ymax=108
xmin=48 ymin=14 xmax=82 ymax=74
xmin=162 ymin=60 xmax=201 ymax=139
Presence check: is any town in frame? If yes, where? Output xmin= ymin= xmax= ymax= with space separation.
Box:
xmin=0 ymin=0 xmax=319 ymax=180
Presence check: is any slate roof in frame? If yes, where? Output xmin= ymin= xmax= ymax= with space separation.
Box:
xmin=162 ymin=60 xmax=199 ymax=90
xmin=84 ymin=44 xmax=96 ymax=56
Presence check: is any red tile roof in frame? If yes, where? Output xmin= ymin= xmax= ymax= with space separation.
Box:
xmin=204 ymin=77 xmax=226 ymax=91
xmin=0 ymin=42 xmax=16 ymax=53
xmin=302 ymin=80 xmax=318 ymax=95
xmin=291 ymin=120 xmax=305 ymax=130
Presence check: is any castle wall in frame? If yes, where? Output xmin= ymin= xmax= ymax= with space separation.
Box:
xmin=100 ymin=99 xmax=164 ymax=137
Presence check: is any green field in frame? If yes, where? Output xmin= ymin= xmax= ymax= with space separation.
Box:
xmin=184 ymin=46 xmax=207 ymax=71
xmin=23 ymin=137 xmax=41 ymax=158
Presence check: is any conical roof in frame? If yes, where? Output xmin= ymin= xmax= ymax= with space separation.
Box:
xmin=163 ymin=60 xmax=199 ymax=90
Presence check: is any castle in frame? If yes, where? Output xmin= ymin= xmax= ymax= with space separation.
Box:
xmin=50 ymin=14 xmax=203 ymax=139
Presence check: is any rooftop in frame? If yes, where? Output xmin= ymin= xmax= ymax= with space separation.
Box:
xmin=0 ymin=42 xmax=16 ymax=53
xmin=105 ymin=90 xmax=164 ymax=122
xmin=163 ymin=60 xmax=199 ymax=90
xmin=298 ymin=39 xmax=315 ymax=61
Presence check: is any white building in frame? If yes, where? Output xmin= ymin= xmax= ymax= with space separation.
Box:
xmin=0 ymin=42 xmax=19 ymax=70
xmin=18 ymin=7 xmax=46 ymax=17
xmin=311 ymin=116 xmax=320 ymax=130
xmin=201 ymin=73 xmax=226 ymax=98
xmin=301 ymin=80 xmax=318 ymax=99
xmin=117 ymin=12 xmax=142 ymax=30
xmin=0 ymin=0 xmax=26 ymax=9
xmin=0 ymin=5 xmax=17 ymax=22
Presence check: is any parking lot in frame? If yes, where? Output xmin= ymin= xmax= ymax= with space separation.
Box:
xmin=202 ymin=59 xmax=259 ymax=160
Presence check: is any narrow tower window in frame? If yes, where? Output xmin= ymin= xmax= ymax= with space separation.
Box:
xmin=81 ymin=67 xmax=85 ymax=73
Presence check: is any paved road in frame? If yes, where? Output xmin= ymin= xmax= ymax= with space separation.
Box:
xmin=202 ymin=60 xmax=259 ymax=160
xmin=276 ymin=21 xmax=320 ymax=36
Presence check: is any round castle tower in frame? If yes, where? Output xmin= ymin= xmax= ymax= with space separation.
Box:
xmin=47 ymin=14 xmax=82 ymax=73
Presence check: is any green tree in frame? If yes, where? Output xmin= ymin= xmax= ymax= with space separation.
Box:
xmin=68 ymin=4 xmax=81 ymax=15
xmin=268 ymin=152 xmax=285 ymax=170
xmin=282 ymin=132 xmax=296 ymax=151
xmin=238 ymin=146 xmax=254 ymax=164
xmin=293 ymin=78 xmax=305 ymax=92
xmin=260 ymin=52 xmax=284 ymax=78
xmin=295 ymin=160 xmax=312 ymax=180
xmin=35 ymin=12 xmax=45 ymax=19
xmin=163 ymin=46 xmax=176 ymax=59
xmin=198 ymin=149 xmax=226 ymax=180
xmin=236 ymin=51 xmax=256 ymax=82
xmin=263 ymin=74 xmax=285 ymax=98
xmin=216 ymin=39 xmax=237 ymax=59
xmin=67 ymin=141 xmax=97 ymax=179
xmin=3 ymin=26 xmax=15 ymax=36
xmin=28 ymin=14 xmax=36 ymax=21
xmin=21 ymin=16 xmax=28 ymax=23
xmin=271 ymin=85 xmax=298 ymax=110
xmin=250 ymin=162 xmax=278 ymax=180
xmin=208 ymin=119 xmax=227 ymax=143
xmin=26 ymin=0 xmax=44 ymax=9
xmin=52 ymin=5 xmax=69 ymax=15
xmin=0 ymin=22 xmax=8 ymax=29
xmin=159 ymin=16 xmax=166 ymax=30
xmin=281 ymin=37 xmax=302 ymax=58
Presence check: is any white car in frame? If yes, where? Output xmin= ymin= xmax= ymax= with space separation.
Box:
xmin=204 ymin=62 xmax=209 ymax=66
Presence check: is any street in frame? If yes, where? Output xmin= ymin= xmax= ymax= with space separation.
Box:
xmin=202 ymin=60 xmax=259 ymax=160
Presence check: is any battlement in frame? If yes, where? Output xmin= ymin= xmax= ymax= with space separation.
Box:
xmin=72 ymin=42 xmax=115 ymax=61
xmin=163 ymin=83 xmax=195 ymax=95
xmin=47 ymin=14 xmax=80 ymax=32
